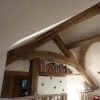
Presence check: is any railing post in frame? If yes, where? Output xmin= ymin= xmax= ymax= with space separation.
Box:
xmin=44 ymin=97 xmax=48 ymax=100
xmin=65 ymin=94 xmax=67 ymax=100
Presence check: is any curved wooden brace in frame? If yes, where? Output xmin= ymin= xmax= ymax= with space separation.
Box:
xmin=6 ymin=51 xmax=77 ymax=67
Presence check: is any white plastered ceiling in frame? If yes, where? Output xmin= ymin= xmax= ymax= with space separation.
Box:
xmin=59 ymin=14 xmax=100 ymax=44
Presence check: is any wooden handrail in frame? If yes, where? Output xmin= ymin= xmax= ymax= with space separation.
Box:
xmin=14 ymin=93 xmax=67 ymax=100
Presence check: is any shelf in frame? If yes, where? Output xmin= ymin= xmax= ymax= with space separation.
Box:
xmin=39 ymin=72 xmax=69 ymax=77
xmin=39 ymin=72 xmax=82 ymax=77
xmin=4 ymin=70 xmax=30 ymax=77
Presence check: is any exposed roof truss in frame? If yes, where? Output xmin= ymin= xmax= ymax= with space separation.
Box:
xmin=6 ymin=2 xmax=100 ymax=90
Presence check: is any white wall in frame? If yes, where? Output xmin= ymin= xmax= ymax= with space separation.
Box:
xmin=37 ymin=75 xmax=85 ymax=95
xmin=36 ymin=40 xmax=64 ymax=55
xmin=6 ymin=60 xmax=30 ymax=72
xmin=37 ymin=76 xmax=67 ymax=95
xmin=0 ymin=52 xmax=7 ymax=97
xmin=85 ymin=42 xmax=100 ymax=85
xmin=85 ymin=42 xmax=100 ymax=98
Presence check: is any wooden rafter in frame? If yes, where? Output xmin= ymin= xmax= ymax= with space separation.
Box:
xmin=53 ymin=34 xmax=76 ymax=62
xmin=53 ymin=34 xmax=72 ymax=57
xmin=7 ymin=32 xmax=57 ymax=65
xmin=53 ymin=34 xmax=97 ymax=90
xmin=6 ymin=51 xmax=76 ymax=67
xmin=66 ymin=34 xmax=100 ymax=49
xmin=53 ymin=2 xmax=100 ymax=32
xmin=8 ymin=31 xmax=56 ymax=57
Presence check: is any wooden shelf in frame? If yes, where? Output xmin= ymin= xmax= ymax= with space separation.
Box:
xmin=39 ymin=72 xmax=82 ymax=77
xmin=4 ymin=71 xmax=81 ymax=77
xmin=38 ymin=72 xmax=69 ymax=77
xmin=4 ymin=70 xmax=30 ymax=77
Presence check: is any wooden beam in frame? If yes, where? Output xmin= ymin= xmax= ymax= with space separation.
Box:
xmin=79 ymin=44 xmax=91 ymax=69
xmin=7 ymin=3 xmax=100 ymax=61
xmin=7 ymin=32 xmax=57 ymax=65
xmin=75 ymin=64 xmax=97 ymax=89
xmin=4 ymin=70 xmax=30 ymax=77
xmin=13 ymin=31 xmax=55 ymax=52
xmin=8 ymin=31 xmax=56 ymax=58
xmin=66 ymin=34 xmax=100 ymax=49
xmin=6 ymin=51 xmax=77 ymax=67
xmin=30 ymin=59 xmax=39 ymax=95
xmin=53 ymin=34 xmax=76 ymax=61
xmin=53 ymin=34 xmax=97 ymax=90
xmin=53 ymin=2 xmax=100 ymax=32
xmin=53 ymin=34 xmax=71 ymax=57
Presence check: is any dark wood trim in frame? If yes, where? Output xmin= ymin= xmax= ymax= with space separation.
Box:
xmin=4 ymin=70 xmax=30 ymax=77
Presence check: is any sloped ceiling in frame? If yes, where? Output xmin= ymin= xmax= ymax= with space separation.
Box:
xmin=59 ymin=14 xmax=100 ymax=44
xmin=0 ymin=0 xmax=99 ymax=54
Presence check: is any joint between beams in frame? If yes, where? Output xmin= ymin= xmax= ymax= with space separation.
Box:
xmin=98 ymin=2 xmax=100 ymax=7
